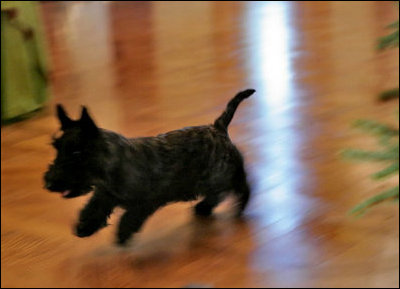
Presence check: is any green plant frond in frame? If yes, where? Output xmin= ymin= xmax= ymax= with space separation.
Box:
xmin=342 ymin=149 xmax=399 ymax=161
xmin=378 ymin=31 xmax=399 ymax=50
xmin=353 ymin=119 xmax=399 ymax=136
xmin=371 ymin=162 xmax=400 ymax=179
xmin=349 ymin=186 xmax=399 ymax=216
xmin=378 ymin=133 xmax=397 ymax=147
xmin=379 ymin=88 xmax=399 ymax=101
xmin=346 ymin=8 xmax=399 ymax=216
xmin=386 ymin=20 xmax=399 ymax=30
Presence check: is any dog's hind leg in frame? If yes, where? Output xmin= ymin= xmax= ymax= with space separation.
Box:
xmin=232 ymin=166 xmax=251 ymax=216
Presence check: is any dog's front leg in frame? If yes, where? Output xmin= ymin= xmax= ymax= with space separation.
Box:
xmin=75 ymin=191 xmax=116 ymax=238
xmin=116 ymin=206 xmax=156 ymax=246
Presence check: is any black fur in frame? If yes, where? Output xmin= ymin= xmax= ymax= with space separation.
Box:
xmin=44 ymin=89 xmax=255 ymax=245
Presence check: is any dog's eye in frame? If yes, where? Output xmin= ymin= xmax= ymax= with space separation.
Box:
xmin=72 ymin=151 xmax=81 ymax=155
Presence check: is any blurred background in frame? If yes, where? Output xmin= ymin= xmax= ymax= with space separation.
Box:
xmin=1 ymin=1 xmax=399 ymax=288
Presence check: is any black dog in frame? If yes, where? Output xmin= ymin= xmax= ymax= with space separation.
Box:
xmin=44 ymin=89 xmax=255 ymax=245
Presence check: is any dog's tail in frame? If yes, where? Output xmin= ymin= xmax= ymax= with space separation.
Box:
xmin=214 ymin=89 xmax=255 ymax=132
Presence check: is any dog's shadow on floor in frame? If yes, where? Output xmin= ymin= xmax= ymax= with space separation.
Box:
xmin=131 ymin=216 xmax=251 ymax=269
xmin=90 ymin=208 xmax=253 ymax=269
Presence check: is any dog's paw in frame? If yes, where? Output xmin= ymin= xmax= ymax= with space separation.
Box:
xmin=116 ymin=231 xmax=134 ymax=247
xmin=115 ymin=236 xmax=132 ymax=247
xmin=194 ymin=202 xmax=213 ymax=217
xmin=74 ymin=220 xmax=107 ymax=238
xmin=74 ymin=222 xmax=96 ymax=238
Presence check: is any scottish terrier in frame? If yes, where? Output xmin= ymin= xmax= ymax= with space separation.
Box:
xmin=44 ymin=89 xmax=255 ymax=245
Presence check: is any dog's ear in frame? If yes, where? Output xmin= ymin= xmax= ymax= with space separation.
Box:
xmin=56 ymin=104 xmax=73 ymax=130
xmin=80 ymin=106 xmax=99 ymax=134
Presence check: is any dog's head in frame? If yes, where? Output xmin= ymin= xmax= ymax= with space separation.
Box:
xmin=44 ymin=105 xmax=104 ymax=198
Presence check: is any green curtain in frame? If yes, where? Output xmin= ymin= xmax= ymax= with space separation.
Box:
xmin=1 ymin=1 xmax=49 ymax=122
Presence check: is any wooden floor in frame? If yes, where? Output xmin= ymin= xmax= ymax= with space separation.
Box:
xmin=2 ymin=1 xmax=399 ymax=288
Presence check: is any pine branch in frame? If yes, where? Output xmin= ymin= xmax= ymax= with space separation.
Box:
xmin=371 ymin=162 xmax=399 ymax=179
xmin=378 ymin=19 xmax=399 ymax=50
xmin=342 ymin=149 xmax=399 ymax=161
xmin=379 ymin=88 xmax=399 ymax=101
xmin=345 ymin=5 xmax=399 ymax=216
xmin=350 ymin=186 xmax=399 ymax=216
xmin=352 ymin=119 xmax=399 ymax=136
xmin=387 ymin=20 xmax=399 ymax=30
